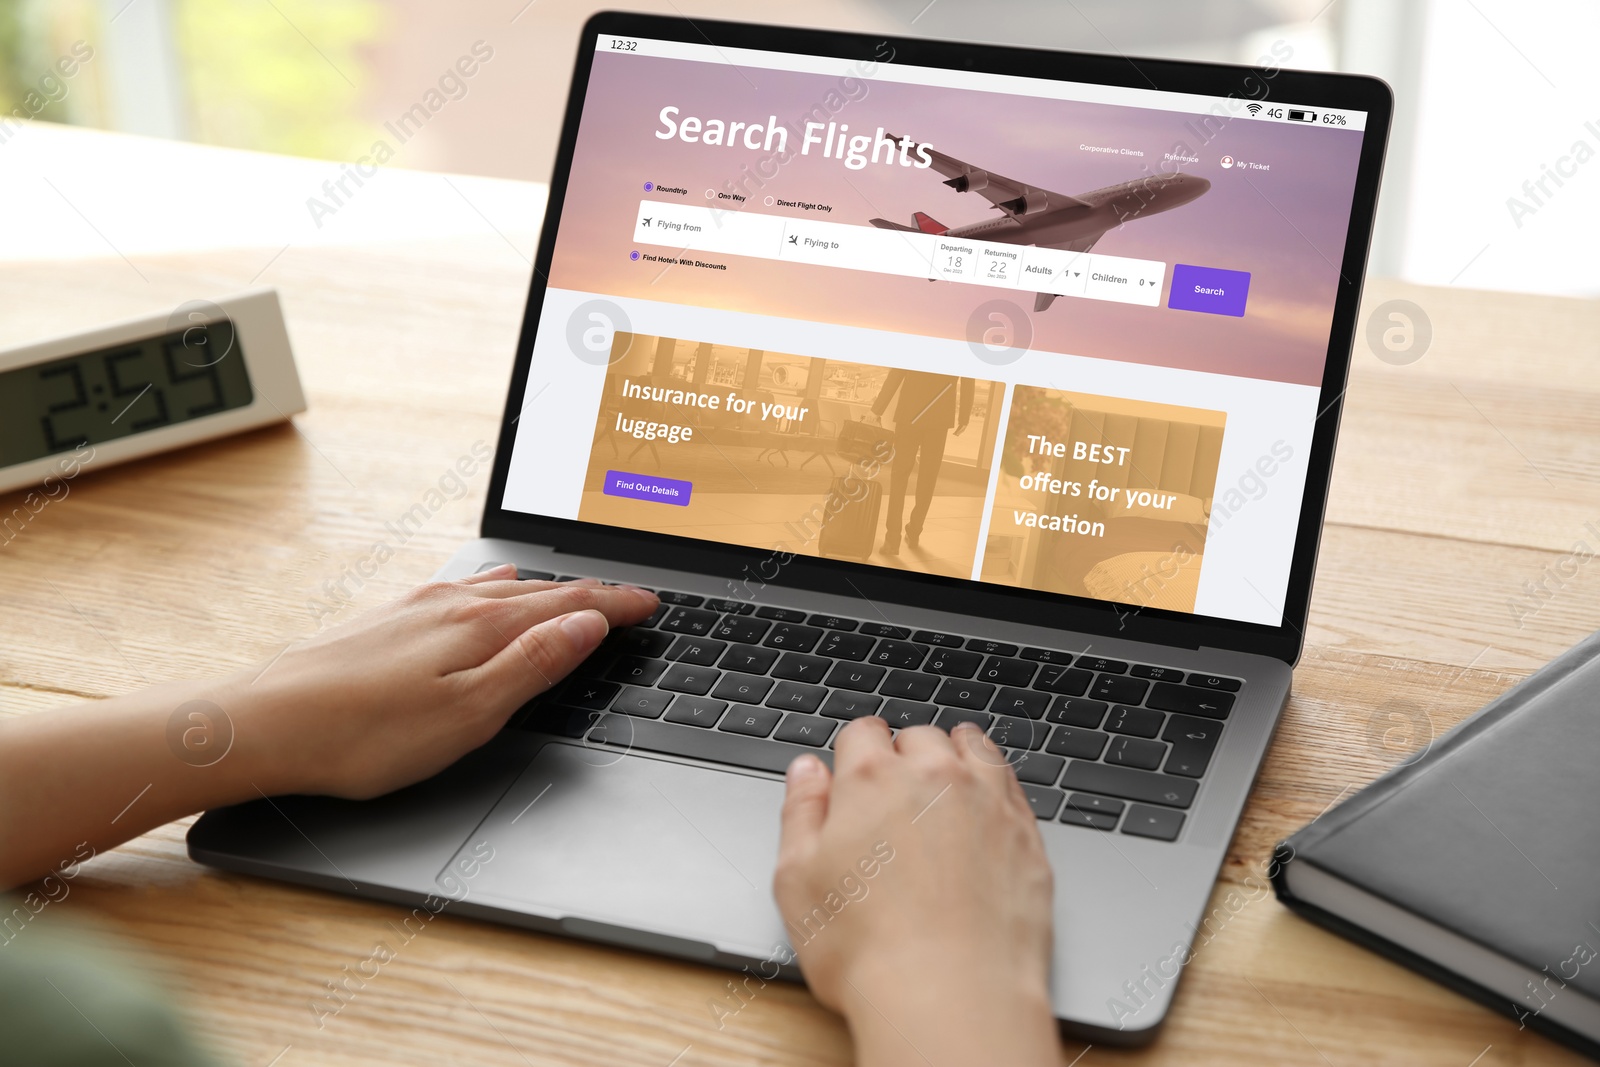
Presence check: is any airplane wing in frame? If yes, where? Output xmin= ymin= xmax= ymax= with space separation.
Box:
xmin=1053 ymin=232 xmax=1104 ymax=255
xmin=889 ymin=134 xmax=1090 ymax=215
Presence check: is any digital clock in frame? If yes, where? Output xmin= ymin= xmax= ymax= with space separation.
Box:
xmin=0 ymin=288 xmax=305 ymax=493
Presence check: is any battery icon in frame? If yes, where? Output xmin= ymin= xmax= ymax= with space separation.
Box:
xmin=1287 ymin=109 xmax=1317 ymax=123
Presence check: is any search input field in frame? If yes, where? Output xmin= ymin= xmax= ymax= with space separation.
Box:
xmin=631 ymin=201 xmax=1166 ymax=308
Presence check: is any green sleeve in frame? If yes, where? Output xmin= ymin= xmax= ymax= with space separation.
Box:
xmin=0 ymin=895 xmax=224 ymax=1066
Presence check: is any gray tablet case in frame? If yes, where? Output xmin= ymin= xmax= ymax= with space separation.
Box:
xmin=1273 ymin=630 xmax=1600 ymax=1060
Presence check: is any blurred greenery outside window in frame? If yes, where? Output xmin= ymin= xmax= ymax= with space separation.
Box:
xmin=0 ymin=0 xmax=384 ymax=160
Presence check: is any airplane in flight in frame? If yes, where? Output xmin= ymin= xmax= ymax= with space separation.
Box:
xmin=869 ymin=135 xmax=1211 ymax=312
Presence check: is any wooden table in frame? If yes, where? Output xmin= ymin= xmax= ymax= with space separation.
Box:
xmin=4 ymin=123 xmax=1598 ymax=1067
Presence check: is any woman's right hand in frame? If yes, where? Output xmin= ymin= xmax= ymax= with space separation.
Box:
xmin=773 ymin=717 xmax=1060 ymax=1067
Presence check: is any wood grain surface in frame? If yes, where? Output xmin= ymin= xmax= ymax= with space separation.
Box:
xmin=3 ymin=127 xmax=1598 ymax=1066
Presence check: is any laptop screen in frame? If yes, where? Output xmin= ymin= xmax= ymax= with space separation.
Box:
xmin=500 ymin=32 xmax=1369 ymax=628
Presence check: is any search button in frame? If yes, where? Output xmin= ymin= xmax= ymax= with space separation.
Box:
xmin=1168 ymin=264 xmax=1250 ymax=317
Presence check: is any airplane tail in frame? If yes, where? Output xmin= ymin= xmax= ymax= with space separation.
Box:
xmin=868 ymin=211 xmax=949 ymax=235
xmin=1034 ymin=292 xmax=1058 ymax=313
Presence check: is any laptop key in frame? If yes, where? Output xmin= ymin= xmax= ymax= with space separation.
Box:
xmin=640 ymin=603 xmax=671 ymax=628
xmin=664 ymin=695 xmax=727 ymax=728
xmin=656 ymin=591 xmax=705 ymax=607
xmin=1187 ymin=674 xmax=1242 ymax=692
xmin=1045 ymin=725 xmax=1109 ymax=760
xmin=765 ymin=623 xmax=824 ymax=653
xmin=925 ymin=648 xmax=982 ymax=678
xmin=825 ymin=661 xmax=886 ymax=692
xmin=705 ymin=598 xmax=755 ymax=615
xmin=1046 ymin=696 xmax=1108 ymax=728
xmin=561 ymin=679 xmax=620 ymax=711
xmin=1020 ymin=647 xmax=1074 ymax=665
xmin=1147 ymin=682 xmax=1234 ymax=720
xmin=1078 ymin=656 xmax=1129 ymax=674
xmin=775 ymin=713 xmax=836 ymax=747
xmin=934 ymin=708 xmax=992 ymax=731
xmin=755 ymin=606 xmax=808 ymax=623
xmin=1089 ymin=675 xmax=1149 ymax=705
xmin=935 ymin=677 xmax=996 ymax=710
xmin=1021 ymin=784 xmax=1064 ymax=819
xmin=772 ymin=652 xmax=831 ymax=684
xmin=808 ymin=613 xmax=859 ymax=631
xmin=720 ymin=704 xmax=782 ymax=738
xmin=720 ymin=644 xmax=779 ymax=675
xmin=617 ymin=629 xmax=673 ymax=658
xmin=913 ymin=629 xmax=964 ymax=648
xmin=880 ymin=699 xmax=936 ymax=728
xmin=658 ymin=663 xmax=720 ymax=696
xmin=992 ymin=687 xmax=1049 ymax=719
xmin=660 ymin=607 xmax=719 ymax=636
xmin=1065 ymin=793 xmax=1125 ymax=816
xmin=966 ymin=638 xmax=1019 ymax=657
xmin=1060 ymin=762 xmax=1197 ymax=809
xmin=712 ymin=672 xmax=774 ymax=704
xmin=880 ymin=669 xmax=939 ymax=702
xmin=667 ymin=636 xmax=727 ymax=666
xmin=711 ymin=616 xmax=771 ymax=644
xmin=1162 ymin=714 xmax=1224 ymax=746
xmin=589 ymin=713 xmax=831 ymax=773
xmin=1106 ymin=736 xmax=1166 ymax=770
xmin=977 ymin=656 xmax=1036 ymax=687
xmin=869 ymin=640 xmax=929 ymax=669
xmin=1122 ymin=804 xmax=1185 ymax=842
xmin=990 ymin=715 xmax=1049 ymax=751
xmin=541 ymin=707 xmax=603 ymax=738
xmin=1034 ymin=666 xmax=1093 ymax=696
xmin=1105 ymin=704 xmax=1164 ymax=738
xmin=859 ymin=622 xmax=911 ymax=639
xmin=1008 ymin=750 xmax=1065 ymax=785
xmin=1060 ymin=808 xmax=1118 ymax=831
xmin=767 ymin=681 xmax=827 ymax=714
xmin=1162 ymin=714 xmax=1223 ymax=778
xmin=606 ymin=657 xmax=668 ymax=686
xmin=612 ymin=685 xmax=672 ymax=719
xmin=816 ymin=632 xmax=875 ymax=660
xmin=820 ymin=691 xmax=882 ymax=720
xmin=1131 ymin=664 xmax=1185 ymax=683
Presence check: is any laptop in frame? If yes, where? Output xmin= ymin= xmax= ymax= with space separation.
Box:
xmin=189 ymin=12 xmax=1390 ymax=1043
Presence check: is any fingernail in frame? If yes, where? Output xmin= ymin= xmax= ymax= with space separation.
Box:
xmin=952 ymin=721 xmax=981 ymax=735
xmin=558 ymin=609 xmax=609 ymax=646
xmin=787 ymin=755 xmax=821 ymax=781
xmin=623 ymin=584 xmax=658 ymax=601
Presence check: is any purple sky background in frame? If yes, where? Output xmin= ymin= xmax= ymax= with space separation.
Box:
xmin=549 ymin=52 xmax=1367 ymax=388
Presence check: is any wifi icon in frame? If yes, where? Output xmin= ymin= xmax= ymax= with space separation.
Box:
xmin=1246 ymin=102 xmax=1264 ymax=116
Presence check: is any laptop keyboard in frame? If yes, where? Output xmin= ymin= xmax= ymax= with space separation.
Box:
xmin=489 ymin=565 xmax=1242 ymax=844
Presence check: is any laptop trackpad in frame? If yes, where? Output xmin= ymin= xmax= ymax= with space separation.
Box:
xmin=447 ymin=742 xmax=790 ymax=957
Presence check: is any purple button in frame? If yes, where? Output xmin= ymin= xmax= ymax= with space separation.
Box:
xmin=1168 ymin=264 xmax=1251 ymax=317
xmin=603 ymin=469 xmax=692 ymax=506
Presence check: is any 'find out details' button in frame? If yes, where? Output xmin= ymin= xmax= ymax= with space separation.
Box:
xmin=603 ymin=469 xmax=692 ymax=506
xmin=1168 ymin=264 xmax=1250 ymax=317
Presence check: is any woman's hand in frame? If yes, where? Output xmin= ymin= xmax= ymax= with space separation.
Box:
xmin=237 ymin=566 xmax=657 ymax=799
xmin=0 ymin=566 xmax=657 ymax=889
xmin=773 ymin=716 xmax=1060 ymax=1067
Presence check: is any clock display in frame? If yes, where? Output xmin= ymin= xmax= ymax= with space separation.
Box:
xmin=0 ymin=318 xmax=254 ymax=466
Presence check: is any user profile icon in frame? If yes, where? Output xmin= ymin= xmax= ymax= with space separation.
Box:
xmin=1220 ymin=155 xmax=1235 ymax=169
